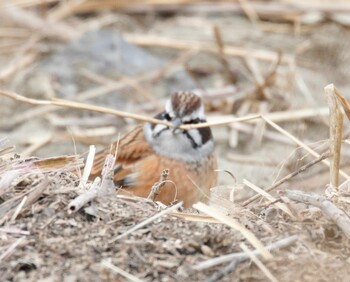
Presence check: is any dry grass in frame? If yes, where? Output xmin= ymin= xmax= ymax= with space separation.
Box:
xmin=2 ymin=1 xmax=350 ymax=281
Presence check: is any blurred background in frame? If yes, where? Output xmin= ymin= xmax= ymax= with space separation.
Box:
xmin=1 ymin=0 xmax=350 ymax=194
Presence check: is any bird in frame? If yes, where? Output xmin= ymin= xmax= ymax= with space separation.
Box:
xmin=90 ymin=91 xmax=217 ymax=208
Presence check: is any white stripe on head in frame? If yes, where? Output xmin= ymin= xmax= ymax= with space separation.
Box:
xmin=165 ymin=99 xmax=175 ymax=118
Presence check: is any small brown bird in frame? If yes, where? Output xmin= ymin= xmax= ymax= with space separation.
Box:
xmin=90 ymin=91 xmax=217 ymax=207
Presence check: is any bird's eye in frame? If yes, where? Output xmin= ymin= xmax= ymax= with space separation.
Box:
xmin=164 ymin=113 xmax=172 ymax=121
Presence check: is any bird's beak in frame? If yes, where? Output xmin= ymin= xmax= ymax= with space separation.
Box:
xmin=172 ymin=117 xmax=182 ymax=133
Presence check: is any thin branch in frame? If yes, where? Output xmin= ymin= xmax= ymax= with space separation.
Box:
xmin=109 ymin=201 xmax=183 ymax=243
xmin=243 ymin=179 xmax=295 ymax=218
xmin=237 ymin=0 xmax=261 ymax=25
xmin=0 ymin=89 xmax=261 ymax=129
xmin=10 ymin=196 xmax=27 ymax=223
xmin=194 ymin=235 xmax=298 ymax=270
xmin=242 ymin=150 xmax=330 ymax=206
xmin=0 ymin=237 xmax=24 ymax=262
xmin=283 ymin=190 xmax=350 ymax=239
xmin=193 ymin=202 xmax=272 ymax=260
xmin=206 ymin=259 xmax=238 ymax=282
xmin=125 ymin=34 xmax=291 ymax=64
xmin=102 ymin=260 xmax=143 ymax=282
xmin=262 ymin=115 xmax=350 ymax=180
xmin=0 ymin=6 xmax=78 ymax=41
xmin=0 ymin=89 xmax=170 ymax=126
xmin=213 ymin=25 xmax=236 ymax=84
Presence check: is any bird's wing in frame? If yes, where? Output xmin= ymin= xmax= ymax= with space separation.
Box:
xmin=89 ymin=125 xmax=153 ymax=180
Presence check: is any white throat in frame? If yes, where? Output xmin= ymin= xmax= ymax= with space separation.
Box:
xmin=143 ymin=123 xmax=214 ymax=162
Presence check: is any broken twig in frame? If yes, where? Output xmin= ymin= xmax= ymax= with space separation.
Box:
xmin=284 ymin=190 xmax=350 ymax=239
xmin=194 ymin=235 xmax=298 ymax=270
xmin=110 ymin=201 xmax=183 ymax=243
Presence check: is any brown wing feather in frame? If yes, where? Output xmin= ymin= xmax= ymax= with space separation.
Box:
xmin=89 ymin=125 xmax=153 ymax=178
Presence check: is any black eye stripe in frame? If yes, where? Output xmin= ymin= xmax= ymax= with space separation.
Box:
xmin=183 ymin=131 xmax=199 ymax=149
xmin=182 ymin=127 xmax=212 ymax=148
xmin=150 ymin=110 xmax=212 ymax=147
xmin=198 ymin=127 xmax=212 ymax=144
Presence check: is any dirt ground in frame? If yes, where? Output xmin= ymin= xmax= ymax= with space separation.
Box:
xmin=2 ymin=1 xmax=350 ymax=281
